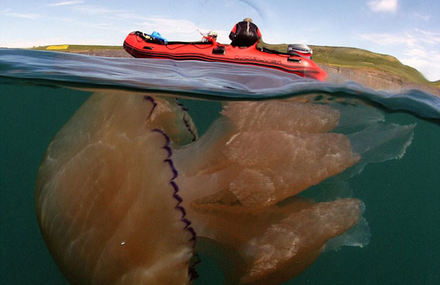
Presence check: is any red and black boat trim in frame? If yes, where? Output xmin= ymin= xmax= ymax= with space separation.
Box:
xmin=123 ymin=31 xmax=327 ymax=81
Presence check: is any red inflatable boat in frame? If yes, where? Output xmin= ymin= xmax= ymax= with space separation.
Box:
xmin=123 ymin=31 xmax=327 ymax=81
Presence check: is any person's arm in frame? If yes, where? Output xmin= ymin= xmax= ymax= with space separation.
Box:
xmin=229 ymin=24 xmax=237 ymax=40
xmin=257 ymin=28 xmax=262 ymax=39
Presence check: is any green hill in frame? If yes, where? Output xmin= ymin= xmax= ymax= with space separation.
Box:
xmin=311 ymin=46 xmax=431 ymax=84
xmin=257 ymin=42 xmax=434 ymax=86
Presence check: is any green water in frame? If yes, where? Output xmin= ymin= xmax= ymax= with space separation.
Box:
xmin=1 ymin=80 xmax=439 ymax=284
xmin=1 ymin=83 xmax=88 ymax=284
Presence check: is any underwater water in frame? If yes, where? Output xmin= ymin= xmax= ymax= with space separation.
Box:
xmin=0 ymin=48 xmax=439 ymax=284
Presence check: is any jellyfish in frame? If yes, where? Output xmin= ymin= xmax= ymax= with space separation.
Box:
xmin=36 ymin=92 xmax=364 ymax=284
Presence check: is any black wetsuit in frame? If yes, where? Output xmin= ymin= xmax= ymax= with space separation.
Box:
xmin=229 ymin=21 xmax=262 ymax=47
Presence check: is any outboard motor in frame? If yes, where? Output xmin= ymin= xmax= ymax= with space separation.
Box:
xmin=288 ymin=44 xmax=313 ymax=59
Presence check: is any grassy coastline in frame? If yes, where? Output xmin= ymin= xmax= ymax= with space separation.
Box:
xmin=32 ymin=44 xmax=122 ymax=51
xmin=311 ymin=46 xmax=428 ymax=83
xmin=256 ymin=42 xmax=434 ymax=86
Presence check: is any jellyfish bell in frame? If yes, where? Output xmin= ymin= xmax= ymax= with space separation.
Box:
xmin=35 ymin=91 xmax=363 ymax=284
xmin=35 ymin=93 xmax=198 ymax=284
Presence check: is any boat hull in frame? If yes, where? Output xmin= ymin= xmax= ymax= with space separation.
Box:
xmin=123 ymin=32 xmax=327 ymax=81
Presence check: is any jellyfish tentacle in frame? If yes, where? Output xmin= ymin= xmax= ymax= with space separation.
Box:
xmin=223 ymin=130 xmax=360 ymax=207
xmin=189 ymin=195 xmax=361 ymax=284
xmin=173 ymin=100 xmax=363 ymax=283
xmin=221 ymin=101 xmax=341 ymax=133
xmin=175 ymin=101 xmax=359 ymax=208
xmin=239 ymin=198 xmax=362 ymax=284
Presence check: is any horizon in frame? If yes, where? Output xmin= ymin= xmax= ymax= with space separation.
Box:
xmin=1 ymin=0 xmax=439 ymax=81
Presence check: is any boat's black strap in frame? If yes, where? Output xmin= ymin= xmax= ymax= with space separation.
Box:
xmin=259 ymin=46 xmax=305 ymax=58
xmin=259 ymin=47 xmax=285 ymax=55
xmin=167 ymin=41 xmax=212 ymax=45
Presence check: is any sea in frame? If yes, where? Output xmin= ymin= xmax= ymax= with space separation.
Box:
xmin=1 ymin=48 xmax=439 ymax=284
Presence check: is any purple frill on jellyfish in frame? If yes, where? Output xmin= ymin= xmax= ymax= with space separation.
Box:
xmin=35 ymin=92 xmax=414 ymax=284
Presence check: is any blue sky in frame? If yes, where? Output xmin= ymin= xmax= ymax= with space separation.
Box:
xmin=1 ymin=0 xmax=439 ymax=81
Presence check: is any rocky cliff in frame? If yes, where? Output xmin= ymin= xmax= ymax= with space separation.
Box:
xmin=320 ymin=64 xmax=440 ymax=96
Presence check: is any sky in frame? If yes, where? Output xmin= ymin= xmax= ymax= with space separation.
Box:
xmin=1 ymin=0 xmax=439 ymax=81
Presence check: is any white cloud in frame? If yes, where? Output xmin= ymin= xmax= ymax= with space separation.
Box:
xmin=412 ymin=12 xmax=431 ymax=22
xmin=1 ymin=9 xmax=40 ymax=20
xmin=62 ymin=4 xmax=232 ymax=42
xmin=359 ymin=29 xmax=440 ymax=81
xmin=43 ymin=3 xmax=228 ymax=43
xmin=360 ymin=29 xmax=440 ymax=46
xmin=401 ymin=53 xmax=440 ymax=82
xmin=414 ymin=29 xmax=440 ymax=44
xmin=72 ymin=5 xmax=118 ymax=15
xmin=141 ymin=17 xmax=230 ymax=43
xmin=367 ymin=0 xmax=398 ymax=13
xmin=359 ymin=32 xmax=416 ymax=46
xmin=48 ymin=0 xmax=84 ymax=6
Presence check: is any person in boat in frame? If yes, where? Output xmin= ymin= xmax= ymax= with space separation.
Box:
xmin=229 ymin=18 xmax=262 ymax=47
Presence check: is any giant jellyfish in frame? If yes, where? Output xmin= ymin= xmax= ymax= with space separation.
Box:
xmin=35 ymin=92 xmax=414 ymax=284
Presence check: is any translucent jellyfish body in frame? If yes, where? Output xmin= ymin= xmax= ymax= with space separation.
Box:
xmin=36 ymin=93 xmax=414 ymax=284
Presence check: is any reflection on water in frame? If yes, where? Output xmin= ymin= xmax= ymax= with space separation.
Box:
xmin=1 ymin=50 xmax=439 ymax=284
